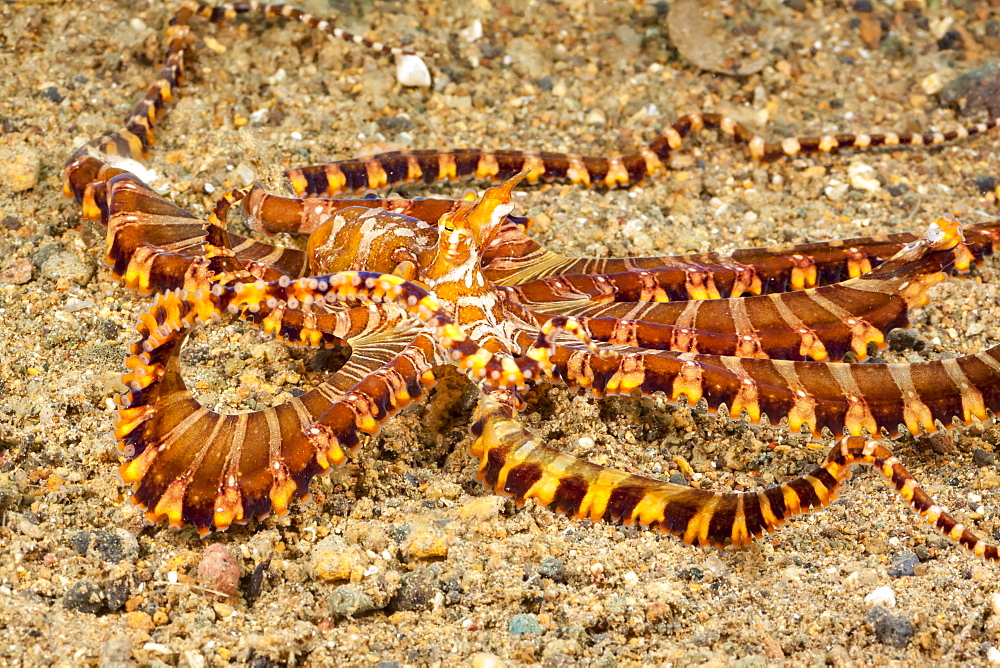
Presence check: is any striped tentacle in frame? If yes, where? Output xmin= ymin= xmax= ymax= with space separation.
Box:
xmin=486 ymin=218 xmax=1000 ymax=298
xmin=547 ymin=339 xmax=1000 ymax=439
xmin=64 ymin=0 xmax=420 ymax=215
xmin=286 ymin=113 xmax=1000 ymax=197
xmin=116 ymin=287 xmax=438 ymax=534
xmin=520 ymin=218 xmax=962 ymax=362
xmin=470 ymin=393 xmax=998 ymax=559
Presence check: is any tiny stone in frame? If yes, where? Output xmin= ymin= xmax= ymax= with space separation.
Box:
xmin=887 ymin=552 xmax=919 ymax=577
xmin=104 ymin=575 xmax=134 ymax=612
xmin=668 ymin=472 xmax=689 ymax=486
xmin=389 ymin=571 xmax=436 ymax=612
xmin=973 ymin=175 xmax=998 ymax=195
xmin=866 ymin=605 xmax=914 ymax=648
xmin=508 ymin=613 xmax=543 ymax=636
xmin=539 ymin=557 xmax=566 ymax=582
xmin=395 ymin=54 xmax=431 ymax=87
xmin=126 ymin=611 xmax=155 ymax=632
xmin=988 ymin=646 xmax=1000 ymax=665
xmin=98 ymin=633 xmax=133 ymax=668
xmin=865 ymin=585 xmax=896 ymax=608
xmin=470 ymin=653 xmax=506 ymax=668
xmin=40 ymin=250 xmax=96 ymax=286
xmin=2 ymin=215 xmax=19 ymax=230
xmin=42 ymin=86 xmax=64 ymax=102
xmin=1 ymin=258 xmax=33 ymax=285
xmin=310 ymin=535 xmax=366 ymax=581
xmin=0 ymin=145 xmax=41 ymax=193
xmin=63 ymin=580 xmax=106 ymax=614
xmin=71 ymin=530 xmax=128 ymax=564
xmin=973 ymin=448 xmax=996 ymax=467
xmin=886 ymin=328 xmax=923 ymax=352
xmin=328 ymin=585 xmax=377 ymax=617
xmin=197 ymin=543 xmax=241 ymax=597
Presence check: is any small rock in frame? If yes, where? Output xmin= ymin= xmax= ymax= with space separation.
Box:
xmin=0 ymin=145 xmax=41 ymax=193
xmin=389 ymin=571 xmax=436 ymax=612
xmin=865 ymin=586 xmax=896 ymax=608
xmin=70 ymin=530 xmax=130 ymax=564
xmin=506 ymin=37 xmax=546 ymax=76
xmin=887 ymin=328 xmax=924 ymax=352
xmin=848 ymin=161 xmax=881 ymax=193
xmin=973 ymin=176 xmax=998 ymax=196
xmin=508 ymin=613 xmax=543 ymax=636
xmin=866 ymin=605 xmax=914 ymax=648
xmin=42 ymin=86 xmax=64 ymax=103
xmin=470 ymin=653 xmax=506 ymax=668
xmin=328 ymin=584 xmax=377 ymax=618
xmin=971 ymin=564 xmax=991 ymax=582
xmin=197 ymin=543 xmax=241 ymax=597
xmin=395 ymin=54 xmax=431 ymax=87
xmin=973 ymin=448 xmax=996 ymax=467
xmin=40 ymin=250 xmax=96 ymax=286
xmin=126 ymin=611 xmax=155 ymax=632
xmin=668 ymin=472 xmax=689 ymax=486
xmin=310 ymin=536 xmax=366 ymax=582
xmin=887 ymin=552 xmax=919 ymax=577
xmin=179 ymin=650 xmax=206 ymax=668
xmin=0 ymin=481 xmax=24 ymax=511
xmin=400 ymin=518 xmax=449 ymax=560
xmin=105 ymin=575 xmax=134 ymax=612
xmin=988 ymin=646 xmax=1000 ymax=665
xmin=539 ymin=557 xmax=565 ymax=582
xmin=1 ymin=258 xmax=33 ymax=285
xmin=64 ymin=580 xmax=106 ymax=614
xmin=98 ymin=633 xmax=133 ymax=668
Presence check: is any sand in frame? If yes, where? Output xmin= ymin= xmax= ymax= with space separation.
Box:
xmin=1 ymin=0 xmax=1000 ymax=665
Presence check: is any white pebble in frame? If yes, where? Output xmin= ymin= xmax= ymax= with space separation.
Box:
xmin=703 ymin=554 xmax=727 ymax=574
xmin=992 ymin=592 xmax=1000 ymax=616
xmin=988 ymin=646 xmax=1000 ymax=665
xmin=865 ymin=586 xmax=896 ymax=608
xmin=848 ymin=162 xmax=881 ymax=193
xmin=461 ymin=19 xmax=483 ymax=42
xmin=622 ymin=571 xmax=639 ymax=586
xmin=396 ymin=55 xmax=431 ymax=87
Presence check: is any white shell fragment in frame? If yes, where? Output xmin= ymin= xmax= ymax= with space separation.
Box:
xmin=396 ymin=54 xmax=431 ymax=87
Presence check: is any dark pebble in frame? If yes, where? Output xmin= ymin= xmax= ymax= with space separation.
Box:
xmin=866 ymin=605 xmax=914 ymax=648
xmin=2 ymin=215 xmax=19 ymax=230
xmin=973 ymin=448 xmax=996 ymax=467
xmin=939 ymin=63 xmax=1000 ymax=117
xmin=63 ymin=580 xmax=106 ymax=614
xmin=914 ymin=545 xmax=931 ymax=562
xmin=478 ymin=43 xmax=504 ymax=60
xmin=886 ymin=183 xmax=909 ymax=197
xmin=536 ymin=76 xmax=554 ymax=92
xmin=973 ymin=176 xmax=997 ymax=195
xmin=783 ymin=0 xmax=807 ymax=12
xmin=539 ymin=557 xmax=566 ymax=582
xmin=376 ymin=115 xmax=415 ymax=133
xmin=886 ymin=328 xmax=923 ymax=352
xmin=388 ymin=571 xmax=435 ymax=612
xmin=887 ymin=552 xmax=919 ymax=577
xmin=937 ymin=29 xmax=964 ymax=51
xmin=852 ymin=0 xmax=873 ymax=11
xmin=668 ymin=472 xmax=689 ymax=486
xmin=988 ymin=18 xmax=1000 ymax=39
xmin=70 ymin=530 xmax=126 ymax=564
xmin=677 ymin=567 xmax=703 ymax=581
xmin=104 ymin=575 xmax=134 ymax=612
xmin=42 ymin=86 xmax=64 ymax=103
xmin=99 ymin=319 xmax=121 ymax=340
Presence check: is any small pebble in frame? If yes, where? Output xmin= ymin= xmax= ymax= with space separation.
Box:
xmin=395 ymin=55 xmax=430 ymax=87
xmin=70 ymin=529 xmax=132 ymax=564
xmin=310 ymin=535 xmax=366 ymax=581
xmin=328 ymin=585 xmax=377 ymax=618
xmin=989 ymin=646 xmax=1000 ymax=666
xmin=0 ymin=258 xmax=33 ymax=285
xmin=389 ymin=571 xmax=436 ymax=612
xmin=973 ymin=448 xmax=996 ymax=467
xmin=400 ymin=518 xmax=449 ymax=560
xmin=866 ymin=605 xmax=913 ymax=648
xmin=470 ymin=653 xmax=506 ymax=668
xmin=508 ymin=613 xmax=543 ymax=636
xmin=865 ymin=586 xmax=896 ymax=608
xmin=197 ymin=543 xmax=241 ymax=597
xmin=98 ymin=633 xmax=133 ymax=668
xmin=126 ymin=611 xmax=155 ymax=632
xmin=887 ymin=552 xmax=919 ymax=578
xmin=63 ymin=580 xmax=106 ymax=614
xmin=40 ymin=250 xmax=96 ymax=286
xmin=886 ymin=328 xmax=924 ymax=352
xmin=0 ymin=145 xmax=41 ymax=193
xmin=848 ymin=161 xmax=881 ymax=193
xmin=539 ymin=557 xmax=566 ymax=582
xmin=973 ymin=175 xmax=998 ymax=195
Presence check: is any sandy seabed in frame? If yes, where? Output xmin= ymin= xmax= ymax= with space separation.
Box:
xmin=2 ymin=0 xmax=1000 ymax=665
